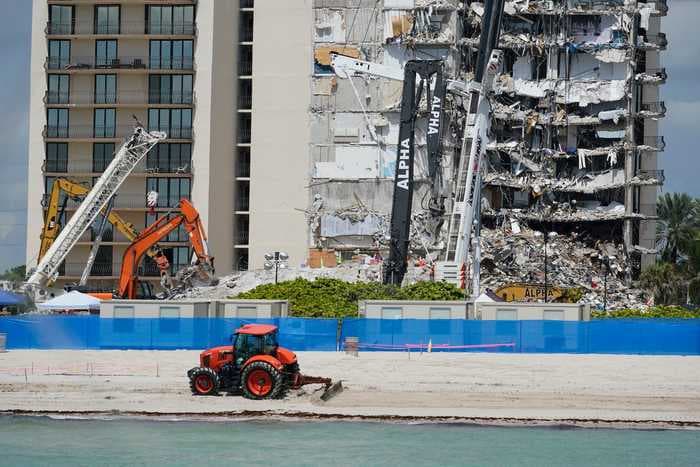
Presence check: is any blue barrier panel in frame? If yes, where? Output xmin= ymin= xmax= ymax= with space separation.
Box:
xmin=2 ymin=317 xmax=700 ymax=355
xmin=520 ymin=320 xmax=588 ymax=353
xmin=587 ymin=320 xmax=700 ymax=355
xmin=277 ymin=318 xmax=338 ymax=351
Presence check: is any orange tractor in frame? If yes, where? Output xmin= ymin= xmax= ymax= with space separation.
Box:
xmin=187 ymin=324 xmax=342 ymax=400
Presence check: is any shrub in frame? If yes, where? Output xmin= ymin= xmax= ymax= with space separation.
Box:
xmin=233 ymin=278 xmax=466 ymax=317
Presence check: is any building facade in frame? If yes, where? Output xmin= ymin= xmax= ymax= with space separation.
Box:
xmin=306 ymin=0 xmax=667 ymax=287
xmin=27 ymin=0 xmax=242 ymax=291
xmin=26 ymin=0 xmax=667 ymax=294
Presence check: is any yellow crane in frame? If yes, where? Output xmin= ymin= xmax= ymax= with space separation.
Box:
xmin=39 ymin=178 xmax=171 ymax=288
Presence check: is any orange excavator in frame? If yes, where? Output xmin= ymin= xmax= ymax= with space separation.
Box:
xmin=118 ymin=198 xmax=217 ymax=299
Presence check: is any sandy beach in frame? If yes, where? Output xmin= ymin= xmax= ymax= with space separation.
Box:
xmin=1 ymin=350 xmax=699 ymax=428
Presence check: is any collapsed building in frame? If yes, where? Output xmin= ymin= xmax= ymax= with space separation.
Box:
xmin=307 ymin=0 xmax=667 ymax=301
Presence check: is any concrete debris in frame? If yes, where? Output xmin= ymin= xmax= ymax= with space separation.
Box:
xmin=494 ymin=75 xmax=627 ymax=108
xmin=478 ymin=225 xmax=649 ymax=310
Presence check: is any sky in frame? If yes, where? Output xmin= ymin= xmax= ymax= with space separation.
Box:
xmin=0 ymin=0 xmax=698 ymax=272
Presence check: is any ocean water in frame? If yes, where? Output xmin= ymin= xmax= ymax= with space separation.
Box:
xmin=0 ymin=416 xmax=697 ymax=467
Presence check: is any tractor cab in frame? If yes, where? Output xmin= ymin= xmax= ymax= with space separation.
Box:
xmin=232 ymin=324 xmax=279 ymax=367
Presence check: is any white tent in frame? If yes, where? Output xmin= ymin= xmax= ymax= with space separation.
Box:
xmin=475 ymin=292 xmax=495 ymax=303
xmin=37 ymin=290 xmax=101 ymax=312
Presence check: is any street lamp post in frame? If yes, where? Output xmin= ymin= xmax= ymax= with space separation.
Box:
xmin=264 ymin=251 xmax=289 ymax=284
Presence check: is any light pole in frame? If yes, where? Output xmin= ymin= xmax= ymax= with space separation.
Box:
xmin=264 ymin=251 xmax=289 ymax=284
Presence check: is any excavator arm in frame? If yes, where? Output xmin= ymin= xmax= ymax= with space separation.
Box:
xmin=118 ymin=198 xmax=214 ymax=299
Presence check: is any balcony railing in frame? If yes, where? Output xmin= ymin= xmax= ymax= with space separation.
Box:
xmin=238 ymin=57 xmax=252 ymax=76
xmin=44 ymin=90 xmax=195 ymax=106
xmin=236 ymin=231 xmax=250 ymax=245
xmin=636 ymin=169 xmax=665 ymax=183
xmin=43 ymin=125 xmax=192 ymax=140
xmin=43 ymin=192 xmax=189 ymax=210
xmin=636 ymin=136 xmax=666 ymax=151
xmin=642 ymin=33 xmax=668 ymax=49
xmin=60 ymin=262 xmax=115 ymax=277
xmin=637 ymin=68 xmax=667 ymax=82
xmin=237 ymin=160 xmax=250 ymax=178
xmin=639 ymin=101 xmax=666 ymax=115
xmin=235 ymin=195 xmax=250 ymax=212
xmin=45 ymin=56 xmax=195 ymax=71
xmin=237 ymin=126 xmax=251 ymax=144
xmin=46 ymin=21 xmax=196 ymax=36
xmin=238 ymin=93 xmax=252 ymax=109
xmin=42 ymin=159 xmax=192 ymax=175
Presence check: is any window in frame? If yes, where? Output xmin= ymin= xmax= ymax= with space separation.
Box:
xmin=94 ymin=109 xmax=116 ymax=137
xmin=95 ymin=5 xmax=120 ymax=34
xmin=543 ymin=310 xmax=565 ymax=321
xmin=113 ymin=305 xmax=134 ymax=318
xmin=148 ymin=108 xmax=192 ymax=138
xmin=48 ymin=40 xmax=70 ymax=69
xmin=149 ymin=75 xmax=193 ymax=104
xmin=95 ymin=40 xmax=117 ymax=67
xmin=95 ymin=74 xmax=116 ymax=104
xmin=89 ymin=246 xmax=113 ymax=275
xmin=47 ymin=108 xmax=69 ymax=137
xmin=46 ymin=143 xmax=68 ymax=172
xmin=429 ymin=307 xmax=452 ymax=319
xmin=496 ymin=309 xmax=518 ymax=320
xmin=49 ymin=5 xmax=73 ymax=34
xmin=146 ymin=178 xmax=191 ymax=209
xmin=147 ymin=5 xmax=195 ymax=34
xmin=47 ymin=74 xmax=69 ymax=104
xmin=159 ymin=306 xmax=180 ymax=319
xmin=93 ymin=143 xmax=115 ymax=172
xmin=147 ymin=143 xmax=191 ymax=172
xmin=380 ymin=307 xmax=402 ymax=319
xmin=149 ymin=40 xmax=193 ymax=70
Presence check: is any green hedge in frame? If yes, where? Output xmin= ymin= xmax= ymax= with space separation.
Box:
xmin=591 ymin=306 xmax=700 ymax=319
xmin=233 ymin=278 xmax=465 ymax=318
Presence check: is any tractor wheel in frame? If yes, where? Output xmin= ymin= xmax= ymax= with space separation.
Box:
xmin=189 ymin=367 xmax=219 ymax=396
xmin=241 ymin=361 xmax=283 ymax=400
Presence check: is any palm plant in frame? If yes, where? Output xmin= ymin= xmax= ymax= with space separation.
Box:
xmin=656 ymin=193 xmax=700 ymax=264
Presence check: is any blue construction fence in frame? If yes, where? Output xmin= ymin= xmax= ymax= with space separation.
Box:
xmin=0 ymin=316 xmax=699 ymax=355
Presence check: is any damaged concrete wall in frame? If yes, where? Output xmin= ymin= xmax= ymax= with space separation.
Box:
xmin=308 ymin=0 xmax=461 ymax=254
xmin=306 ymin=0 xmax=666 ymax=288
xmin=456 ymin=0 xmax=667 ymax=286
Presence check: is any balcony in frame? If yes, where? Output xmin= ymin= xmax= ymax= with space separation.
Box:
xmin=635 ymin=169 xmax=665 ymax=184
xmin=45 ymin=21 xmax=196 ymax=36
xmin=641 ymin=33 xmax=668 ymax=49
xmin=636 ymin=136 xmax=666 ymax=152
xmin=45 ymin=56 xmax=195 ymax=72
xmin=639 ymin=101 xmax=666 ymax=117
xmin=43 ymin=192 xmax=190 ymax=210
xmin=636 ymin=67 xmax=667 ymax=84
xmin=59 ymin=262 xmax=115 ymax=278
xmin=235 ymin=230 xmax=250 ymax=246
xmin=43 ymin=125 xmax=192 ymax=141
xmin=41 ymin=159 xmax=192 ymax=176
xmin=44 ymin=90 xmax=195 ymax=107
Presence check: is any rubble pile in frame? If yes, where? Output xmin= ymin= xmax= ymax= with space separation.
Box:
xmin=479 ymin=225 xmax=649 ymax=309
